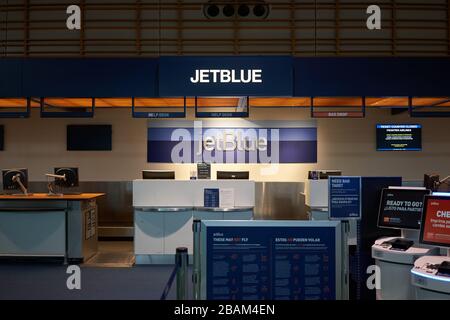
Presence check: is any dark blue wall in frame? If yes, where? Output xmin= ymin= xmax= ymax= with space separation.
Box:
xmin=1 ymin=58 xmax=159 ymax=98
xmin=294 ymin=57 xmax=450 ymax=97
xmin=1 ymin=57 xmax=449 ymax=97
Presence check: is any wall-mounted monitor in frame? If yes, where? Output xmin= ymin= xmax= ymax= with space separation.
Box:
xmin=420 ymin=195 xmax=450 ymax=248
xmin=0 ymin=125 xmax=4 ymax=151
xmin=67 ymin=125 xmax=112 ymax=151
xmin=376 ymin=124 xmax=422 ymax=151
xmin=378 ymin=187 xmax=431 ymax=230
xmin=142 ymin=170 xmax=175 ymax=180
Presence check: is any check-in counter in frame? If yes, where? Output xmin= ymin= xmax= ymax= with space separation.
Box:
xmin=0 ymin=193 xmax=104 ymax=263
xmin=133 ymin=180 xmax=255 ymax=264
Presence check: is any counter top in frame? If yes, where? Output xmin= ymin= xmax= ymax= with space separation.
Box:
xmin=0 ymin=193 xmax=105 ymax=201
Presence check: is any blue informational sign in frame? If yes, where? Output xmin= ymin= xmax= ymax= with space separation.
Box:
xmin=329 ymin=176 xmax=362 ymax=220
xmin=204 ymin=189 xmax=219 ymax=208
xmin=159 ymin=56 xmax=293 ymax=97
xmin=204 ymin=224 xmax=338 ymax=300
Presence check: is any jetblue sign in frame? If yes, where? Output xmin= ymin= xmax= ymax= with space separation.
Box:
xmin=147 ymin=120 xmax=317 ymax=164
xmin=159 ymin=56 xmax=293 ymax=97
xmin=190 ymin=69 xmax=262 ymax=84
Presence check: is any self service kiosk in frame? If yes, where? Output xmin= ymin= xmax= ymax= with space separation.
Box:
xmin=372 ymin=187 xmax=439 ymax=300
xmin=411 ymin=194 xmax=450 ymax=300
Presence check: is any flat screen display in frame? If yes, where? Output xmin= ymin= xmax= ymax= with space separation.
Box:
xmin=420 ymin=196 xmax=450 ymax=248
xmin=67 ymin=125 xmax=112 ymax=151
xmin=378 ymin=188 xmax=431 ymax=230
xmin=0 ymin=125 xmax=4 ymax=151
xmin=376 ymin=124 xmax=422 ymax=151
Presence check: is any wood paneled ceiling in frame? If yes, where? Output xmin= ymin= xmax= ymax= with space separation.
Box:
xmin=1 ymin=97 xmax=450 ymax=108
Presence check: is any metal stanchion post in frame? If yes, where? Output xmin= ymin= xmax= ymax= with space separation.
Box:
xmin=192 ymin=219 xmax=201 ymax=300
xmin=176 ymin=247 xmax=188 ymax=300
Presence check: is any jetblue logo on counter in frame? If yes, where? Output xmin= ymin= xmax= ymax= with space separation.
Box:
xmin=190 ymin=69 xmax=263 ymax=84
xmin=147 ymin=120 xmax=317 ymax=174
xmin=159 ymin=56 xmax=292 ymax=96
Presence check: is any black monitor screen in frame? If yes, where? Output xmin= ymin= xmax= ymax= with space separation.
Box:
xmin=142 ymin=170 xmax=175 ymax=180
xmin=376 ymin=124 xmax=422 ymax=151
xmin=2 ymin=168 xmax=28 ymax=191
xmin=0 ymin=125 xmax=4 ymax=151
xmin=378 ymin=188 xmax=431 ymax=230
xmin=67 ymin=125 xmax=112 ymax=151
xmin=54 ymin=167 xmax=79 ymax=188
xmin=217 ymin=171 xmax=249 ymax=180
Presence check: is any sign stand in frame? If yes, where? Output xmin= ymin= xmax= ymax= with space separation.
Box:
xmin=192 ymin=219 xmax=202 ymax=300
xmin=328 ymin=176 xmax=362 ymax=300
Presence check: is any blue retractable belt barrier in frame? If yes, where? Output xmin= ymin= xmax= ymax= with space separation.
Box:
xmin=160 ymin=264 xmax=179 ymax=300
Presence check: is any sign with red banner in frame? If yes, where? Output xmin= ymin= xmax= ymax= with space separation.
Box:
xmin=420 ymin=196 xmax=450 ymax=247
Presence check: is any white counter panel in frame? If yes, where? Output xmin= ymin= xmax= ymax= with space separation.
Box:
xmin=133 ymin=180 xmax=255 ymax=208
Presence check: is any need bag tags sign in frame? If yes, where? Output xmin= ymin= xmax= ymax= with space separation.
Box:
xmin=328 ymin=176 xmax=362 ymax=220
xmin=159 ymin=56 xmax=293 ymax=97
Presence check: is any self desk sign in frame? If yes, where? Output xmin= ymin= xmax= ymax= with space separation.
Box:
xmin=328 ymin=176 xmax=362 ymax=220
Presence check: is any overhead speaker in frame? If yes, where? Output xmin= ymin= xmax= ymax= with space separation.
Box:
xmin=204 ymin=4 xmax=220 ymax=18
xmin=253 ymin=3 xmax=270 ymax=18
xmin=203 ymin=1 xmax=270 ymax=19
xmin=238 ymin=4 xmax=250 ymax=17
xmin=223 ymin=4 xmax=235 ymax=17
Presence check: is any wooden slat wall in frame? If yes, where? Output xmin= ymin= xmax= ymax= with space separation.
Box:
xmin=1 ymin=0 xmax=449 ymax=57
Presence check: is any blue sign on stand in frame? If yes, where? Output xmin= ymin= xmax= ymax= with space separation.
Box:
xmin=204 ymin=188 xmax=219 ymax=208
xmin=200 ymin=220 xmax=343 ymax=300
xmin=328 ymin=176 xmax=362 ymax=220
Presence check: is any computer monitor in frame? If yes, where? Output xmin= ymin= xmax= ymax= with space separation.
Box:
xmin=308 ymin=170 xmax=342 ymax=180
xmin=54 ymin=167 xmax=79 ymax=188
xmin=424 ymin=174 xmax=440 ymax=192
xmin=419 ymin=195 xmax=450 ymax=248
xmin=2 ymin=168 xmax=29 ymax=194
xmin=378 ymin=187 xmax=431 ymax=230
xmin=142 ymin=170 xmax=175 ymax=180
xmin=216 ymin=171 xmax=249 ymax=180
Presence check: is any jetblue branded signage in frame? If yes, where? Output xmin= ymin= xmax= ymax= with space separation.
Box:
xmin=329 ymin=176 xmax=362 ymax=220
xmin=159 ymin=56 xmax=293 ymax=96
xmin=205 ymin=225 xmax=337 ymax=300
xmin=147 ymin=120 xmax=317 ymax=164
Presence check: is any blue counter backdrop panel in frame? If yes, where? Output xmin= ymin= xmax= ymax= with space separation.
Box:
xmin=200 ymin=220 xmax=343 ymax=300
xmin=159 ymin=56 xmax=293 ymax=97
xmin=294 ymin=58 xmax=450 ymax=97
xmin=147 ymin=124 xmax=317 ymax=164
xmin=22 ymin=58 xmax=159 ymax=98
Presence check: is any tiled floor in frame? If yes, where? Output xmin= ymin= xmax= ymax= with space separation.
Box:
xmin=83 ymin=241 xmax=135 ymax=268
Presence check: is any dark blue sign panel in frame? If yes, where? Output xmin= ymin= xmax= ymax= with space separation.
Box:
xmin=147 ymin=126 xmax=317 ymax=164
xmin=206 ymin=226 xmax=336 ymax=300
xmin=329 ymin=176 xmax=362 ymax=220
xmin=204 ymin=189 xmax=219 ymax=208
xmin=159 ymin=56 xmax=293 ymax=97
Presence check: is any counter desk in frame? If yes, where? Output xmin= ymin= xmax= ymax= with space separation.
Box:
xmin=0 ymin=193 xmax=105 ymax=263
xmin=133 ymin=180 xmax=255 ymax=264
